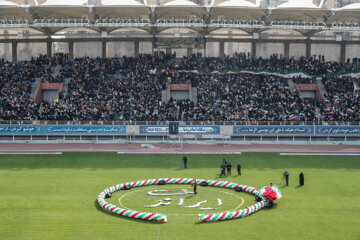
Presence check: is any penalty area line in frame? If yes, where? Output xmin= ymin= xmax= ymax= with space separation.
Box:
xmin=280 ymin=153 xmax=360 ymax=156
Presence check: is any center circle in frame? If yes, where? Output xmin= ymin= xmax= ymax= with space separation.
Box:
xmin=113 ymin=185 xmax=246 ymax=216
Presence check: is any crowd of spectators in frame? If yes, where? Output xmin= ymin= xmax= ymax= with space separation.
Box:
xmin=0 ymin=52 xmax=359 ymax=123
xmin=320 ymin=76 xmax=360 ymax=122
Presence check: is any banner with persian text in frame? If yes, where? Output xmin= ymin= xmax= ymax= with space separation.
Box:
xmin=139 ymin=126 xmax=220 ymax=134
xmin=0 ymin=125 xmax=126 ymax=135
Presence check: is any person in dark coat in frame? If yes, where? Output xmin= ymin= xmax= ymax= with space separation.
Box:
xmin=283 ymin=171 xmax=289 ymax=186
xmin=299 ymin=172 xmax=304 ymax=186
xmin=237 ymin=162 xmax=241 ymax=176
xmin=219 ymin=163 xmax=226 ymax=177
xmin=226 ymin=162 xmax=232 ymax=176
xmin=183 ymin=156 xmax=187 ymax=168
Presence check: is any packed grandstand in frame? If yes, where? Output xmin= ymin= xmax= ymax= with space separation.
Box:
xmin=0 ymin=52 xmax=359 ymax=123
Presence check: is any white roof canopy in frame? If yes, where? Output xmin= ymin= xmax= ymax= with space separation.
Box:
xmin=277 ymin=0 xmax=319 ymax=9
xmin=102 ymin=0 xmax=144 ymax=6
xmin=217 ymin=0 xmax=257 ymax=7
xmin=41 ymin=0 xmax=88 ymax=6
xmin=0 ymin=0 xmax=18 ymax=6
xmin=340 ymin=3 xmax=360 ymax=9
xmin=164 ymin=0 xmax=198 ymax=6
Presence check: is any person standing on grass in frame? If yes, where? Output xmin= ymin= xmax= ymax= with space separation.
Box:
xmin=192 ymin=180 xmax=197 ymax=195
xmin=237 ymin=162 xmax=241 ymax=176
xmin=226 ymin=162 xmax=232 ymax=176
xmin=183 ymin=156 xmax=187 ymax=168
xmin=219 ymin=163 xmax=226 ymax=177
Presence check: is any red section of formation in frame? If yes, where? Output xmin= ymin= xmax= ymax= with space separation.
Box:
xmin=262 ymin=186 xmax=278 ymax=200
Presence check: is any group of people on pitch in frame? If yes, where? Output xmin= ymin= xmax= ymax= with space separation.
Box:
xmin=219 ymin=159 xmax=241 ymax=177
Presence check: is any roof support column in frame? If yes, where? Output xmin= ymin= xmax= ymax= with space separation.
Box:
xmin=251 ymin=40 xmax=256 ymax=58
xmin=306 ymin=38 xmax=311 ymax=58
xmin=219 ymin=40 xmax=225 ymax=59
xmin=284 ymin=40 xmax=290 ymax=60
xmin=46 ymin=38 xmax=52 ymax=58
xmin=340 ymin=41 xmax=346 ymax=63
xmin=187 ymin=48 xmax=192 ymax=57
xmin=12 ymin=41 xmax=17 ymax=63
xmin=69 ymin=41 xmax=74 ymax=60
xmin=135 ymin=40 xmax=139 ymax=57
xmin=102 ymin=40 xmax=106 ymax=58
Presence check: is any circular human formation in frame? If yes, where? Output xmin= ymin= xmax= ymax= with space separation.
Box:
xmin=97 ymin=178 xmax=282 ymax=223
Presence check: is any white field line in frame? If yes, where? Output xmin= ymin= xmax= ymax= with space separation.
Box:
xmin=117 ymin=152 xmax=241 ymax=154
xmin=0 ymin=152 xmax=62 ymax=155
xmin=280 ymin=153 xmax=360 ymax=156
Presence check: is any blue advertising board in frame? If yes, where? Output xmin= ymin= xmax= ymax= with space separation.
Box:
xmin=139 ymin=125 xmax=220 ymax=135
xmin=316 ymin=126 xmax=360 ymax=135
xmin=233 ymin=126 xmax=314 ymax=135
xmin=233 ymin=125 xmax=360 ymax=136
xmin=0 ymin=125 xmax=126 ymax=135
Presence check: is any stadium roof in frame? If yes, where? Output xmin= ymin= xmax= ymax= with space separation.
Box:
xmin=329 ymin=3 xmax=360 ymax=23
xmin=163 ymin=0 xmax=198 ymax=6
xmin=276 ymin=0 xmax=319 ymax=9
xmin=217 ymin=0 xmax=257 ymax=7
xmin=0 ymin=2 xmax=29 ymax=20
xmin=102 ymin=0 xmax=144 ymax=6
xmin=210 ymin=6 xmax=265 ymax=21
xmin=269 ymin=0 xmax=327 ymax=22
xmin=0 ymin=0 xmax=18 ymax=6
xmin=0 ymin=2 xmax=360 ymax=37
xmin=156 ymin=3 xmax=205 ymax=19
xmin=41 ymin=0 xmax=88 ymax=6
xmin=340 ymin=3 xmax=360 ymax=9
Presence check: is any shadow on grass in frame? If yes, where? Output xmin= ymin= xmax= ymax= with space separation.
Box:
xmin=295 ymin=185 xmax=304 ymax=188
xmin=94 ymin=199 xmax=164 ymax=225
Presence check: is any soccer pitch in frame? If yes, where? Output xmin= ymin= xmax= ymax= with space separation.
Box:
xmin=0 ymin=152 xmax=359 ymax=240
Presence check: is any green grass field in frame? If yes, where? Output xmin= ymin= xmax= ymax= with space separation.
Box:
xmin=0 ymin=152 xmax=360 ymax=240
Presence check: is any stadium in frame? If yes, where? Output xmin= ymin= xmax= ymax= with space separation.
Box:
xmin=0 ymin=0 xmax=359 ymax=239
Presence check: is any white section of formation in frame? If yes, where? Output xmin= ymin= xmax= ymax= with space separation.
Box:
xmin=280 ymin=153 xmax=360 ymax=156
xmin=147 ymin=189 xmax=194 ymax=196
xmin=184 ymin=200 xmax=207 ymax=208
xmin=178 ymin=198 xmax=184 ymax=206
xmin=200 ymin=208 xmax=217 ymax=210
xmin=164 ymin=198 xmax=171 ymax=201
xmin=144 ymin=200 xmax=171 ymax=208
xmin=217 ymin=198 xmax=222 ymax=206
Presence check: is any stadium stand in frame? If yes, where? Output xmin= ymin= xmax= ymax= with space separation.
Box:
xmin=0 ymin=53 xmax=359 ymax=123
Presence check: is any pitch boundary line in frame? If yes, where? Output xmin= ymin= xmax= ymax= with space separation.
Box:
xmin=0 ymin=152 xmax=62 ymax=155
xmin=117 ymin=152 xmax=242 ymax=154
xmin=280 ymin=153 xmax=360 ymax=156
xmin=117 ymin=185 xmax=244 ymax=217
